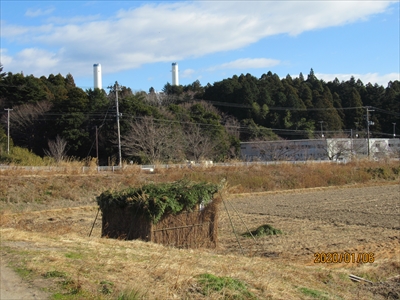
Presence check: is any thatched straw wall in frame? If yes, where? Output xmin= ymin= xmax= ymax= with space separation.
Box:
xmin=101 ymin=208 xmax=151 ymax=241
xmin=101 ymin=197 xmax=221 ymax=249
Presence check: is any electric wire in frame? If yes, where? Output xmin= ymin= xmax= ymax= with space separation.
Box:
xmin=85 ymin=100 xmax=116 ymax=157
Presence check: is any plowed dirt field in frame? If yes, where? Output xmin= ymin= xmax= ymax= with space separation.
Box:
xmin=218 ymin=184 xmax=399 ymax=263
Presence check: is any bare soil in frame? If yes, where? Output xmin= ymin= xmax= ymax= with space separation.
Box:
xmin=0 ymin=263 xmax=50 ymax=300
xmin=1 ymin=183 xmax=399 ymax=299
xmin=219 ymin=184 xmax=400 ymax=260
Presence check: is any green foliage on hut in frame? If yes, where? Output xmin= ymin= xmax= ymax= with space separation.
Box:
xmin=97 ymin=180 xmax=222 ymax=249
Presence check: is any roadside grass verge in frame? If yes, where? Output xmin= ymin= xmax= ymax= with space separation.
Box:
xmin=1 ymin=228 xmax=396 ymax=299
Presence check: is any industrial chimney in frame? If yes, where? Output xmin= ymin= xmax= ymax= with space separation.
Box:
xmin=93 ymin=63 xmax=102 ymax=90
xmin=172 ymin=62 xmax=179 ymax=86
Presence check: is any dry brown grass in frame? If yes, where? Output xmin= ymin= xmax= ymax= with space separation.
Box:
xmin=3 ymin=227 xmax=396 ymax=300
xmin=0 ymin=159 xmax=398 ymax=214
xmin=0 ymin=160 xmax=399 ymax=299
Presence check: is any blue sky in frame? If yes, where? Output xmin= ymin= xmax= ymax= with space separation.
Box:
xmin=1 ymin=1 xmax=399 ymax=93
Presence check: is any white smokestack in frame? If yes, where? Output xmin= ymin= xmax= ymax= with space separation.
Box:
xmin=93 ymin=63 xmax=102 ymax=90
xmin=172 ymin=62 xmax=179 ymax=86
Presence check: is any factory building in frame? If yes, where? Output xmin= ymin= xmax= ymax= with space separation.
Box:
xmin=240 ymin=138 xmax=400 ymax=162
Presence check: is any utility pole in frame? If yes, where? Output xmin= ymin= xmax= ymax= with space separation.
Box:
xmin=319 ymin=121 xmax=324 ymax=138
xmin=366 ymin=107 xmax=374 ymax=158
xmin=4 ymin=108 xmax=12 ymax=154
xmin=350 ymin=129 xmax=353 ymax=159
xmin=114 ymin=81 xmax=122 ymax=168
xmin=95 ymin=126 xmax=99 ymax=166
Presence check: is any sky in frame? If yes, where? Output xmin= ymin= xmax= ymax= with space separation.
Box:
xmin=1 ymin=1 xmax=399 ymax=93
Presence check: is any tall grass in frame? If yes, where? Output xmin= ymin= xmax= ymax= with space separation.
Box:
xmin=0 ymin=159 xmax=398 ymax=213
xmin=184 ymin=160 xmax=399 ymax=193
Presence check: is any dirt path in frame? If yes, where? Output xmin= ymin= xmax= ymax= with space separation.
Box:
xmin=0 ymin=261 xmax=49 ymax=300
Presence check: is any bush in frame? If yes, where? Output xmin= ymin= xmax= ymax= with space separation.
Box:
xmin=242 ymin=224 xmax=282 ymax=237
xmin=196 ymin=273 xmax=255 ymax=299
xmin=0 ymin=146 xmax=49 ymax=166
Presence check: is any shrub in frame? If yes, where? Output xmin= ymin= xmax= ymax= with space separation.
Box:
xmin=0 ymin=146 xmax=49 ymax=166
xmin=242 ymin=224 xmax=282 ymax=237
xmin=196 ymin=273 xmax=255 ymax=299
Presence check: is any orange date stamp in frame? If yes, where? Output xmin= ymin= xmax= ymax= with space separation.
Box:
xmin=314 ymin=252 xmax=375 ymax=263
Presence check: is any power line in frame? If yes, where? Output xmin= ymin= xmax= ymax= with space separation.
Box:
xmin=3 ymin=104 xmax=395 ymax=119
xmin=3 ymin=110 xmax=396 ymax=137
xmin=202 ymin=100 xmax=366 ymax=111
xmin=369 ymin=106 xmax=400 ymax=117
xmin=2 ymin=99 xmax=397 ymax=149
xmin=85 ymin=96 xmax=116 ymax=158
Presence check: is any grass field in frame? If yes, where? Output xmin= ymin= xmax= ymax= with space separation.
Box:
xmin=0 ymin=160 xmax=399 ymax=299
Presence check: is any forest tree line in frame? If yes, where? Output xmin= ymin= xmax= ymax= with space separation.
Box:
xmin=0 ymin=65 xmax=399 ymax=164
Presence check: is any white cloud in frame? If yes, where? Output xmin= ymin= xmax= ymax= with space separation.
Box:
xmin=0 ymin=49 xmax=13 ymax=66
xmin=315 ymin=72 xmax=400 ymax=87
xmin=46 ymin=15 xmax=102 ymax=25
xmin=181 ymin=68 xmax=195 ymax=78
xmin=209 ymin=58 xmax=280 ymax=71
xmin=1 ymin=23 xmax=31 ymax=38
xmin=25 ymin=7 xmax=54 ymax=17
xmin=2 ymin=1 xmax=396 ymax=77
xmin=1 ymin=22 xmax=53 ymax=40
xmin=3 ymin=48 xmax=60 ymax=76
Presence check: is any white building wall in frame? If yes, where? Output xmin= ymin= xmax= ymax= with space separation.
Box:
xmin=240 ymin=138 xmax=400 ymax=162
xmin=240 ymin=139 xmax=327 ymax=161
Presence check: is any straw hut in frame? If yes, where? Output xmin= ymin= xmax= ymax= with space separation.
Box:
xmin=97 ymin=180 xmax=221 ymax=249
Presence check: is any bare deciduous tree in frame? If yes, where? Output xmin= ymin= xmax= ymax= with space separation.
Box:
xmin=44 ymin=135 xmax=68 ymax=162
xmin=144 ymin=92 xmax=181 ymax=107
xmin=324 ymin=137 xmax=370 ymax=161
xmin=183 ymin=124 xmax=216 ymax=162
xmin=221 ymin=113 xmax=240 ymax=139
xmin=249 ymin=139 xmax=297 ymax=161
xmin=1 ymin=101 xmax=52 ymax=151
xmin=121 ymin=116 xmax=183 ymax=163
